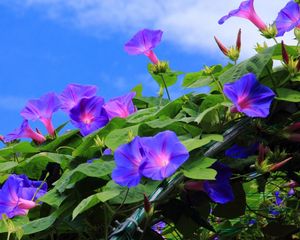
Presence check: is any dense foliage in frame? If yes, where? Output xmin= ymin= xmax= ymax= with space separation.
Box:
xmin=1 ymin=0 xmax=300 ymax=239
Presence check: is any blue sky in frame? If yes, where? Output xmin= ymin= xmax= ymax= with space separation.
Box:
xmin=0 ymin=0 xmax=291 ymax=136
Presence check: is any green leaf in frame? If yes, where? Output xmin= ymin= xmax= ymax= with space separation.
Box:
xmin=276 ymin=88 xmax=300 ymax=102
xmin=219 ymin=46 xmax=275 ymax=84
xmin=131 ymin=83 xmax=143 ymax=97
xmin=105 ymin=181 xmax=160 ymax=204
xmin=72 ymin=189 xmax=120 ymax=219
xmin=0 ymin=161 xmax=18 ymax=172
xmin=182 ymin=135 xmax=223 ymax=152
xmin=41 ymin=130 xmax=79 ymax=152
xmin=73 ymin=118 xmax=127 ymax=158
xmin=15 ymin=152 xmax=72 ymax=179
xmin=105 ymin=125 xmax=140 ymax=151
xmin=38 ymin=189 xmax=68 ymax=208
xmin=54 ymin=160 xmax=115 ymax=193
xmin=22 ymin=200 xmax=74 ymax=235
xmin=182 ymin=157 xmax=217 ymax=180
xmin=182 ymin=72 xmax=212 ymax=88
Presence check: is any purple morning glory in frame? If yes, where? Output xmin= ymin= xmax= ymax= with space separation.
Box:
xmin=5 ymin=120 xmax=46 ymax=144
xmin=69 ymin=96 xmax=108 ymax=136
xmin=103 ymin=148 xmax=112 ymax=155
xmin=275 ymin=1 xmax=300 ymax=36
xmin=124 ymin=29 xmax=163 ymax=64
xmin=218 ymin=0 xmax=267 ymax=31
xmin=202 ymin=162 xmax=234 ymax=204
xmin=223 ymin=73 xmax=275 ymax=118
xmin=151 ymin=221 xmax=166 ymax=236
xmin=59 ymin=83 xmax=98 ymax=113
xmin=103 ymin=92 xmax=136 ymax=120
xmin=274 ymin=191 xmax=283 ymax=206
xmin=112 ymin=136 xmax=144 ymax=188
xmin=21 ymin=92 xmax=60 ymax=136
xmin=0 ymin=174 xmax=47 ymax=219
xmin=185 ymin=162 xmax=234 ymax=204
xmin=225 ymin=142 xmax=258 ymax=159
xmin=140 ymin=131 xmax=189 ymax=181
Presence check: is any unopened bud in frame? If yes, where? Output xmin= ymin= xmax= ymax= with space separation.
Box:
xmin=281 ymin=41 xmax=289 ymax=65
xmin=184 ymin=181 xmax=204 ymax=191
xmin=236 ymin=28 xmax=242 ymax=51
xmin=214 ymin=36 xmax=228 ymax=56
xmin=143 ymin=193 xmax=154 ymax=217
xmin=269 ymin=157 xmax=292 ymax=172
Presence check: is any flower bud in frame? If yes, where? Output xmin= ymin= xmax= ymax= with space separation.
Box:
xmin=150 ymin=61 xmax=169 ymax=74
xmin=269 ymin=157 xmax=292 ymax=172
xmin=143 ymin=193 xmax=154 ymax=217
xmin=236 ymin=28 xmax=242 ymax=51
xmin=281 ymin=41 xmax=289 ymax=65
xmin=214 ymin=36 xmax=228 ymax=56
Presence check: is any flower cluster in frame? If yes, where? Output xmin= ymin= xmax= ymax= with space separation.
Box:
xmin=219 ymin=0 xmax=300 ymax=38
xmin=0 ymin=174 xmax=47 ymax=219
xmin=112 ymin=130 xmax=189 ymax=187
xmin=5 ymin=84 xmax=137 ymax=141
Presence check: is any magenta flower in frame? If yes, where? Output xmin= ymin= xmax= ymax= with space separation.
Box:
xmin=140 ymin=131 xmax=189 ymax=181
xmin=275 ymin=1 xmax=300 ymax=36
xmin=218 ymin=0 xmax=267 ymax=31
xmin=0 ymin=174 xmax=47 ymax=219
xmin=5 ymin=120 xmax=46 ymax=143
xmin=103 ymin=92 xmax=136 ymax=120
xmin=59 ymin=83 xmax=98 ymax=113
xmin=112 ymin=136 xmax=144 ymax=188
xmin=124 ymin=29 xmax=163 ymax=64
xmin=21 ymin=92 xmax=60 ymax=136
xmin=69 ymin=96 xmax=108 ymax=136
xmin=223 ymin=73 xmax=275 ymax=118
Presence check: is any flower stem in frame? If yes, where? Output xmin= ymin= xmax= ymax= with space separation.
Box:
xmin=160 ymin=74 xmax=171 ymax=101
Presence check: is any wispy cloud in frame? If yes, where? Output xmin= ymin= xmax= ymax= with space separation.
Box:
xmin=2 ymin=0 xmax=295 ymax=57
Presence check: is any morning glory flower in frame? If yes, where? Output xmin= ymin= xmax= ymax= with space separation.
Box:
xmin=151 ymin=221 xmax=166 ymax=237
xmin=69 ymin=96 xmax=108 ymax=136
xmin=103 ymin=92 xmax=136 ymax=120
xmin=225 ymin=142 xmax=258 ymax=159
xmin=124 ymin=29 xmax=163 ymax=64
xmin=5 ymin=120 xmax=46 ymax=144
xmin=218 ymin=0 xmax=267 ymax=31
xmin=185 ymin=162 xmax=234 ymax=204
xmin=223 ymin=73 xmax=275 ymax=118
xmin=112 ymin=136 xmax=144 ymax=188
xmin=0 ymin=174 xmax=47 ymax=219
xmin=21 ymin=92 xmax=60 ymax=136
xmin=59 ymin=83 xmax=98 ymax=113
xmin=275 ymin=1 xmax=300 ymax=37
xmin=140 ymin=130 xmax=189 ymax=181
xmin=202 ymin=162 xmax=234 ymax=204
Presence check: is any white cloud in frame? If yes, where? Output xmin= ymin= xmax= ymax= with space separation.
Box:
xmin=3 ymin=0 xmax=296 ymax=58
